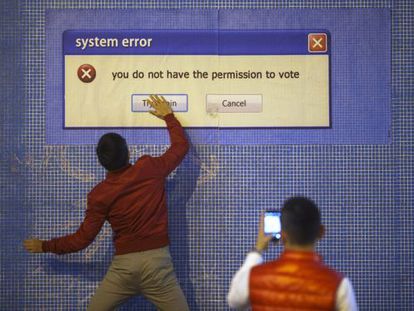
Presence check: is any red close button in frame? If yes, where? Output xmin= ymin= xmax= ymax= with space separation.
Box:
xmin=77 ymin=64 xmax=96 ymax=83
xmin=308 ymin=33 xmax=327 ymax=53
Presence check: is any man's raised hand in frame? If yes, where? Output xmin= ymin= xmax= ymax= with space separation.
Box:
xmin=255 ymin=214 xmax=273 ymax=253
xmin=146 ymin=95 xmax=173 ymax=119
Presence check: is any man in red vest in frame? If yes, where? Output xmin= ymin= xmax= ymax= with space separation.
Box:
xmin=227 ymin=196 xmax=358 ymax=310
xmin=24 ymin=95 xmax=190 ymax=311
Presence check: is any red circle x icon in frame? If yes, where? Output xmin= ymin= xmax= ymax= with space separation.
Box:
xmin=77 ymin=64 xmax=96 ymax=83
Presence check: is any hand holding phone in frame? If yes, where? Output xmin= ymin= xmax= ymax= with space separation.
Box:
xmin=264 ymin=210 xmax=281 ymax=242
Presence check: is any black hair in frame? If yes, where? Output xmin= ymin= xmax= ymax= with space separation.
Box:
xmin=96 ymin=133 xmax=129 ymax=171
xmin=281 ymin=196 xmax=321 ymax=245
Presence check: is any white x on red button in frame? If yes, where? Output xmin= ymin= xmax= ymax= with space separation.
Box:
xmin=308 ymin=33 xmax=328 ymax=53
xmin=77 ymin=64 xmax=96 ymax=83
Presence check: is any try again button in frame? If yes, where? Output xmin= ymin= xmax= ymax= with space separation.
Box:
xmin=132 ymin=94 xmax=188 ymax=112
xmin=206 ymin=95 xmax=262 ymax=113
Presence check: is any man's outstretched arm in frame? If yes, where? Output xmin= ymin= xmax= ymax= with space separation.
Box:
xmin=24 ymin=196 xmax=107 ymax=254
xmin=227 ymin=214 xmax=272 ymax=309
xmin=146 ymin=95 xmax=189 ymax=176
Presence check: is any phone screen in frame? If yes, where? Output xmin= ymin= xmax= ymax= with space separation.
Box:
xmin=264 ymin=211 xmax=281 ymax=240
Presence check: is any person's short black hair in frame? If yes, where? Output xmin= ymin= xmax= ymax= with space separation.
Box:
xmin=96 ymin=133 xmax=129 ymax=171
xmin=281 ymin=196 xmax=321 ymax=245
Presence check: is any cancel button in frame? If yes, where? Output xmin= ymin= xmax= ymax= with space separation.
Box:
xmin=222 ymin=99 xmax=247 ymax=107
xmin=206 ymin=95 xmax=262 ymax=113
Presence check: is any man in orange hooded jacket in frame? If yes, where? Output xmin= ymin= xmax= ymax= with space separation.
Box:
xmin=227 ymin=196 xmax=358 ymax=311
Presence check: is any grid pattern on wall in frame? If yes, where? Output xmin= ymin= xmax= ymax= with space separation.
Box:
xmin=1 ymin=0 xmax=413 ymax=310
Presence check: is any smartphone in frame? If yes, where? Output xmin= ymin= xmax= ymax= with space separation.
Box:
xmin=264 ymin=210 xmax=281 ymax=241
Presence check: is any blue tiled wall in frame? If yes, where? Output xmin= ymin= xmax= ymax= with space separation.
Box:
xmin=1 ymin=0 xmax=413 ymax=310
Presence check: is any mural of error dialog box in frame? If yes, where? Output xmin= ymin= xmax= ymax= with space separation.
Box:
xmin=63 ymin=30 xmax=330 ymax=128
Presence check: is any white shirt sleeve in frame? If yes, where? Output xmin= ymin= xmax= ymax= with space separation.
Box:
xmin=227 ymin=252 xmax=263 ymax=310
xmin=336 ymin=278 xmax=358 ymax=311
